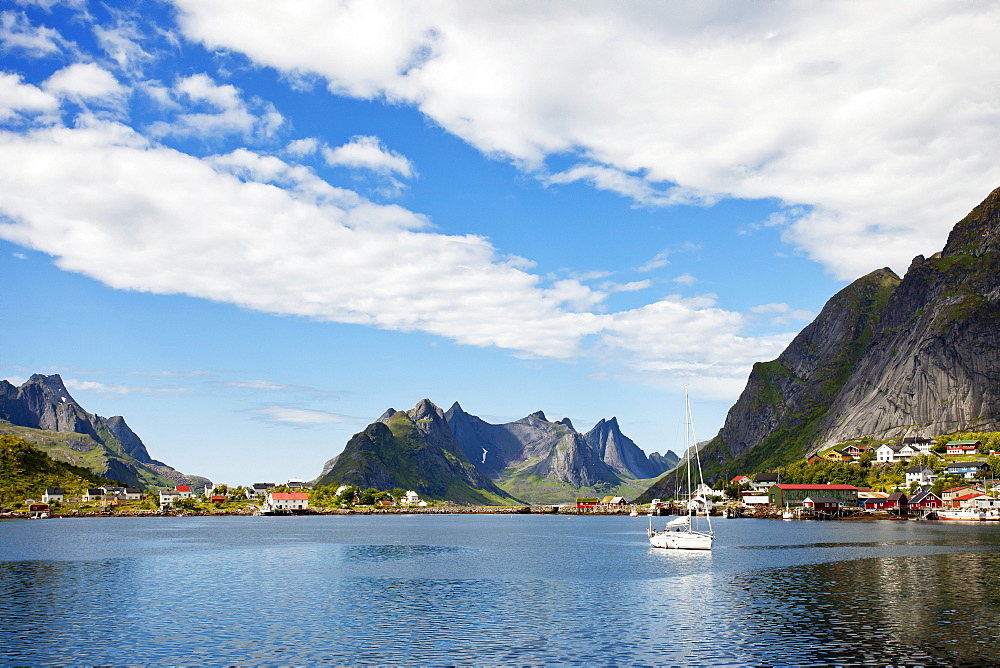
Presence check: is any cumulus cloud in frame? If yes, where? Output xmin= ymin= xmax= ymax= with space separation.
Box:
xmin=323 ymin=135 xmax=414 ymax=178
xmin=0 ymin=72 xmax=59 ymax=121
xmin=172 ymin=0 xmax=1000 ymax=279
xmin=147 ymin=73 xmax=283 ymax=140
xmin=0 ymin=120 xmax=779 ymax=389
xmin=43 ymin=63 xmax=126 ymax=112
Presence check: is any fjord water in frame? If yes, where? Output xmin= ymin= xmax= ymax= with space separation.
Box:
xmin=3 ymin=515 xmax=1000 ymax=665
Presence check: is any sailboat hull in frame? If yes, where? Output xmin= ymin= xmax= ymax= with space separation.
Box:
xmin=648 ymin=531 xmax=713 ymax=550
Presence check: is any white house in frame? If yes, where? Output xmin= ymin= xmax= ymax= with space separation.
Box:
xmin=750 ymin=473 xmax=780 ymax=492
xmin=246 ymin=483 xmax=275 ymax=500
xmin=82 ymin=488 xmax=104 ymax=503
xmin=41 ymin=488 xmax=65 ymax=503
xmin=876 ymin=444 xmax=916 ymax=463
xmin=175 ymin=485 xmax=193 ymax=498
xmin=402 ymin=490 xmax=421 ymax=505
xmin=159 ymin=490 xmax=181 ymax=507
xmin=267 ymin=492 xmax=309 ymax=512
xmin=905 ymin=466 xmax=936 ymax=486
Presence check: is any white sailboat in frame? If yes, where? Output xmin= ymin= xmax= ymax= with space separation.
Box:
xmin=647 ymin=388 xmax=714 ymax=551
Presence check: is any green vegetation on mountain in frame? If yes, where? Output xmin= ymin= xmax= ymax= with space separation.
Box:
xmin=495 ymin=470 xmax=655 ymax=505
xmin=317 ymin=402 xmax=522 ymax=505
xmin=0 ymin=435 xmax=120 ymax=505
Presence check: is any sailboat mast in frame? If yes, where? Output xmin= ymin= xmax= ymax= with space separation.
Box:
xmin=687 ymin=387 xmax=713 ymax=534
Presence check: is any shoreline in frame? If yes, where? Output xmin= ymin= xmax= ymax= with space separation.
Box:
xmin=0 ymin=505 xmax=947 ymax=521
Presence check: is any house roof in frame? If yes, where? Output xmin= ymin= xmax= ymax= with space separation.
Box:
xmin=44 ymin=488 xmax=65 ymax=494
xmin=160 ymin=490 xmax=180 ymax=496
xmin=731 ymin=475 xmax=749 ymax=482
xmin=946 ymin=461 xmax=987 ymax=470
xmin=942 ymin=486 xmax=976 ymax=493
xmin=271 ymin=492 xmax=308 ymax=500
xmin=754 ymin=473 xmax=780 ymax=483
xmin=175 ymin=485 xmax=191 ymax=492
xmin=947 ymin=440 xmax=982 ymax=446
xmin=86 ymin=488 xmax=103 ymax=495
xmin=803 ymin=496 xmax=842 ymax=504
xmin=905 ymin=466 xmax=933 ymax=473
xmin=909 ymin=489 xmax=940 ymax=504
xmin=774 ymin=484 xmax=858 ymax=491
xmin=887 ymin=492 xmax=908 ymax=501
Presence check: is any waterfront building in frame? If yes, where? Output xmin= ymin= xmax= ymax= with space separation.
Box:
xmin=768 ymin=484 xmax=858 ymax=507
xmin=266 ymin=492 xmax=309 ymax=512
xmin=41 ymin=488 xmax=65 ymax=503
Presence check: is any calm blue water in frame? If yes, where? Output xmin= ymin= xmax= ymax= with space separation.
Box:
xmin=2 ymin=514 xmax=1000 ymax=665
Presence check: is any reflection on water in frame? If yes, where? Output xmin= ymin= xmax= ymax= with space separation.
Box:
xmin=727 ymin=552 xmax=1000 ymax=665
xmin=1 ymin=516 xmax=1000 ymax=665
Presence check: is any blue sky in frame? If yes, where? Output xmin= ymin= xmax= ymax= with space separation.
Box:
xmin=3 ymin=1 xmax=999 ymax=484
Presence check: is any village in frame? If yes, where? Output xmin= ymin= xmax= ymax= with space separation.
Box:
xmin=12 ymin=437 xmax=1000 ymax=521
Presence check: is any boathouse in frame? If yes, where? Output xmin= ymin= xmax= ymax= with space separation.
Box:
xmin=768 ymin=484 xmax=858 ymax=508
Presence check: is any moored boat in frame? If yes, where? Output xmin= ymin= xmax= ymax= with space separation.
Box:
xmin=647 ymin=388 xmax=714 ymax=551
xmin=937 ymin=508 xmax=984 ymax=521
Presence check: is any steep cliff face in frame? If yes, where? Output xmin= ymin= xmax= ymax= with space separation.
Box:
xmin=584 ymin=417 xmax=671 ymax=479
xmin=640 ymin=186 xmax=1000 ymax=497
xmin=0 ymin=373 xmax=205 ymax=489
xmin=705 ymin=267 xmax=901 ymax=472
xmin=816 ymin=187 xmax=1000 ymax=444
xmin=445 ymin=404 xmax=622 ymax=488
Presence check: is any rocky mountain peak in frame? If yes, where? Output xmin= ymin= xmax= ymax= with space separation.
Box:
xmin=942 ymin=185 xmax=1000 ymax=258
xmin=529 ymin=410 xmax=547 ymax=421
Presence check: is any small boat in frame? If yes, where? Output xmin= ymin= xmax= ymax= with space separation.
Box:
xmin=782 ymin=506 xmax=794 ymax=520
xmin=647 ymin=388 xmax=714 ymax=551
xmin=937 ymin=508 xmax=984 ymax=521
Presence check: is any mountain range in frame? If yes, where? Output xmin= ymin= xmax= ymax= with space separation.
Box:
xmin=7 ymin=186 xmax=998 ymax=504
xmin=0 ymin=374 xmax=207 ymax=490
xmin=640 ymin=184 xmax=1000 ymax=500
xmin=317 ymin=400 xmax=679 ymax=504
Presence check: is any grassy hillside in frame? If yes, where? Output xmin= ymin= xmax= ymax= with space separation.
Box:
xmin=497 ymin=469 xmax=655 ymax=504
xmin=0 ymin=421 xmax=178 ymax=489
xmin=0 ymin=435 xmax=120 ymax=506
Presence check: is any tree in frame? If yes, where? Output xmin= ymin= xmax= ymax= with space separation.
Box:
xmin=358 ymin=488 xmax=379 ymax=505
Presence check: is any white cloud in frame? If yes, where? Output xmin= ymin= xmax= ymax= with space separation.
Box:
xmin=0 ymin=72 xmax=59 ymax=121
xmin=147 ymin=73 xmax=283 ymax=140
xmin=172 ymin=0 xmax=1000 ymax=279
xmin=750 ymin=302 xmax=814 ymax=326
xmin=43 ymin=63 xmax=125 ymax=110
xmin=94 ymin=18 xmax=153 ymax=75
xmin=285 ymin=137 xmax=319 ymax=157
xmin=0 ymin=10 xmax=66 ymax=56
xmin=323 ymin=135 xmax=414 ymax=179
xmin=672 ymin=273 xmax=696 ymax=286
xmin=249 ymin=406 xmax=363 ymax=427
xmin=0 ymin=120 xmax=786 ymax=390
xmin=600 ymin=280 xmax=651 ymax=294
xmin=64 ymin=379 xmax=188 ymax=394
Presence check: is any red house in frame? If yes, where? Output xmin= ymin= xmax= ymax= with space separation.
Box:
xmin=908 ymin=488 xmax=943 ymax=509
xmin=802 ymin=497 xmax=841 ymax=512
xmin=864 ymin=492 xmax=908 ymax=510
